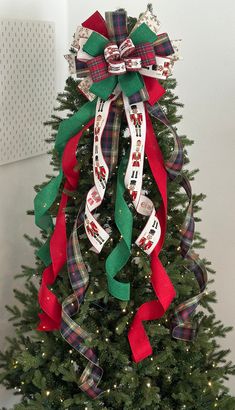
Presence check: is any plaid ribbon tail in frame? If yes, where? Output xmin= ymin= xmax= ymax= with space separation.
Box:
xmin=101 ymin=100 xmax=122 ymax=174
xmin=148 ymin=102 xmax=208 ymax=341
xmin=60 ymin=216 xmax=103 ymax=399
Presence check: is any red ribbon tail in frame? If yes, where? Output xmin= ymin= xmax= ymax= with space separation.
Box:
xmin=128 ymin=108 xmax=176 ymax=363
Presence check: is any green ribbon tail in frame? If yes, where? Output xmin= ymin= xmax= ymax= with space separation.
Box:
xmin=34 ymin=98 xmax=97 ymax=264
xmin=105 ymin=153 xmax=133 ymax=301
xmin=55 ymin=98 xmax=97 ymax=157
xmin=36 ymin=237 xmax=52 ymax=267
xmin=34 ymin=167 xmax=63 ymax=232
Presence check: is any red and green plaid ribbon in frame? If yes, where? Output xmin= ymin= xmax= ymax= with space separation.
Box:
xmin=147 ymin=102 xmax=208 ymax=341
xmin=61 ymin=215 xmax=103 ymax=399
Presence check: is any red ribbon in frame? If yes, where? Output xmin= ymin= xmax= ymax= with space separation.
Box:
xmin=128 ymin=108 xmax=176 ymax=362
xmin=37 ymin=119 xmax=94 ymax=331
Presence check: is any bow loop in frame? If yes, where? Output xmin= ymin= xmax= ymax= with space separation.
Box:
xmin=105 ymin=10 xmax=128 ymax=45
xmin=104 ymin=42 xmax=120 ymax=62
xmin=86 ymin=55 xmax=110 ymax=83
xmin=132 ymin=42 xmax=156 ymax=67
xmin=119 ymin=37 xmax=135 ymax=57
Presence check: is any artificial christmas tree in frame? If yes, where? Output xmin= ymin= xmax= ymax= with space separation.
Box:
xmin=0 ymin=5 xmax=235 ymax=410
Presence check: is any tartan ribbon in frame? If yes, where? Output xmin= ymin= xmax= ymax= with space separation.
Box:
xmin=101 ymin=99 xmax=122 ymax=174
xmin=61 ymin=216 xmax=103 ymax=399
xmin=148 ymin=103 xmax=208 ymax=341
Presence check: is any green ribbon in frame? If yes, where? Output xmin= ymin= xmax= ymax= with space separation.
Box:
xmin=34 ymin=98 xmax=97 ymax=265
xmin=83 ymin=23 xmax=157 ymax=101
xmin=105 ymin=153 xmax=133 ymax=301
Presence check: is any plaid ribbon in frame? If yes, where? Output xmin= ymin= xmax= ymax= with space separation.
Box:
xmin=147 ymin=102 xmax=208 ymax=342
xmin=105 ymin=10 xmax=128 ymax=45
xmin=60 ymin=216 xmax=103 ymax=399
xmin=86 ymin=55 xmax=110 ymax=83
xmin=153 ymin=33 xmax=175 ymax=57
xmin=101 ymin=101 xmax=122 ymax=174
xmin=132 ymin=42 xmax=156 ymax=67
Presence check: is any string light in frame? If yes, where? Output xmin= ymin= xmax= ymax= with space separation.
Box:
xmin=107 ymin=389 xmax=110 ymax=393
xmin=105 ymin=338 xmax=109 ymax=342
xmin=46 ymin=390 xmax=50 ymax=396
xmin=146 ymin=382 xmax=151 ymax=388
xmin=96 ymin=329 xmax=99 ymax=333
xmin=122 ymin=308 xmax=126 ymax=313
xmin=114 ymin=384 xmax=117 ymax=388
xmin=69 ymin=350 xmax=73 ymax=354
xmin=42 ymin=352 xmax=46 ymax=357
xmin=208 ymin=381 xmax=212 ymax=387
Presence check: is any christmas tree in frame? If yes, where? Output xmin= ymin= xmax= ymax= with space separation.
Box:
xmin=0 ymin=6 xmax=235 ymax=410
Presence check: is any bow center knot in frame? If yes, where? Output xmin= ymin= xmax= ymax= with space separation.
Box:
xmin=104 ymin=38 xmax=141 ymax=75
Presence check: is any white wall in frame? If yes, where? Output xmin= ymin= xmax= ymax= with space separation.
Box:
xmin=0 ymin=0 xmax=68 ymax=407
xmin=0 ymin=0 xmax=234 ymax=407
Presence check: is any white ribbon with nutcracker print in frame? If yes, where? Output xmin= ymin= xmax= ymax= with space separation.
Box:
xmin=84 ymin=89 xmax=121 ymax=252
xmin=123 ymin=95 xmax=161 ymax=255
xmin=85 ymin=91 xmax=161 ymax=255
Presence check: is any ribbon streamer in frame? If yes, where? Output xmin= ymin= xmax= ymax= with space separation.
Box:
xmin=105 ymin=153 xmax=133 ymax=301
xmin=61 ymin=216 xmax=103 ymax=399
xmin=148 ymin=103 xmax=208 ymax=341
xmin=128 ymin=110 xmax=176 ymax=362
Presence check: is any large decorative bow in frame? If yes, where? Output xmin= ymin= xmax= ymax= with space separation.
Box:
xmin=65 ymin=9 xmax=176 ymax=104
